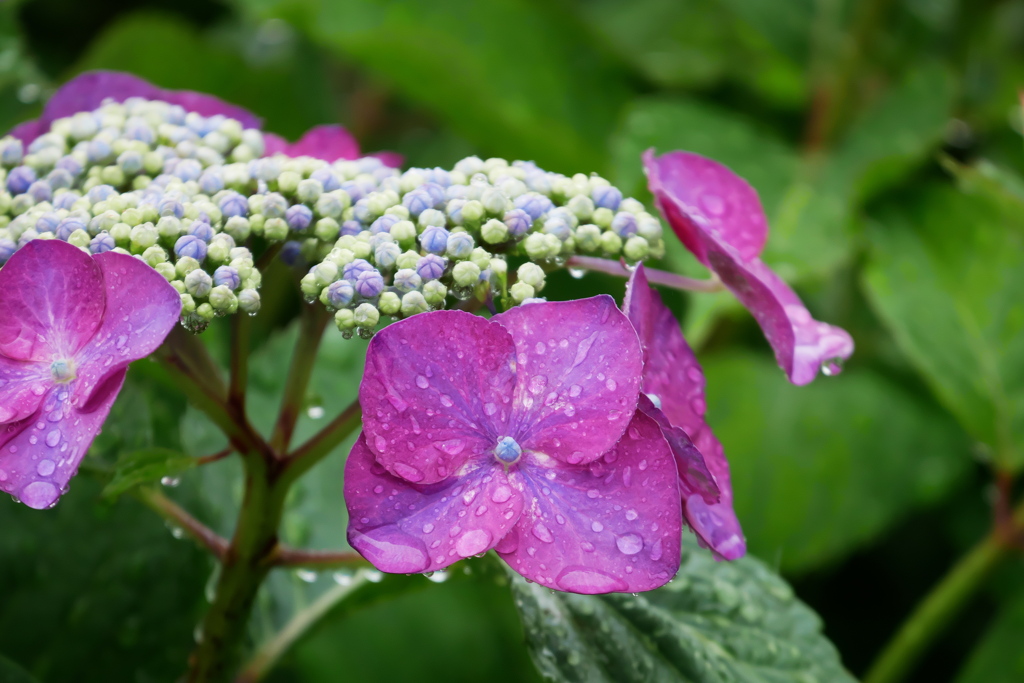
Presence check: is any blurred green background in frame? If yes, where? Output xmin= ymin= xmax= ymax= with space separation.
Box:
xmin=1 ymin=0 xmax=1024 ymax=681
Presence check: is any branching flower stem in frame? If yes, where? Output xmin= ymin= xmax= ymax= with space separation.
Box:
xmin=269 ymin=304 xmax=332 ymax=455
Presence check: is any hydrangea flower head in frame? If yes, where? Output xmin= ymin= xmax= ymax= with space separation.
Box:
xmin=345 ymin=297 xmax=684 ymax=593
xmin=0 ymin=240 xmax=180 ymax=508
xmin=643 ymin=150 xmax=854 ymax=385
xmin=625 ymin=264 xmax=745 ymax=560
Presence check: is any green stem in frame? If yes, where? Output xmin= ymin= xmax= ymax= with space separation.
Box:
xmin=229 ymin=313 xmax=252 ymax=414
xmin=234 ymin=573 xmax=369 ymax=683
xmin=269 ymin=305 xmax=331 ymax=454
xmin=864 ymin=498 xmax=1024 ymax=683
xmin=564 ymin=256 xmax=724 ymax=293
xmin=186 ymin=453 xmax=289 ymax=683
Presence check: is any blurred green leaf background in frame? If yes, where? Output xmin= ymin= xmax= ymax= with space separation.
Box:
xmin=2 ymin=0 xmax=1024 ymax=681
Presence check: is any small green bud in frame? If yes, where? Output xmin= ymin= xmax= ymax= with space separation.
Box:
xmin=297 ymin=178 xmax=323 ymax=204
xmin=68 ymin=229 xmax=91 ymax=248
xmin=326 ymin=248 xmax=355 ymax=269
xmin=568 ymin=194 xmax=594 ymax=222
xmin=277 ymin=170 xmax=302 ymax=195
xmin=378 ymin=291 xmax=401 ymax=316
xmin=143 ymin=151 xmax=165 ymax=175
xmin=481 ymin=218 xmax=509 ymax=244
xmin=366 ymin=192 xmax=393 ymax=217
xmin=351 ymin=241 xmax=372 ymax=260
xmin=335 ymin=308 xmax=356 ymax=331
xmin=523 ymin=233 xmax=550 ymax=261
xmin=171 ymin=281 xmax=187 ymax=294
xmin=636 ymin=214 xmax=663 ymax=241
xmin=196 ymin=303 xmax=216 ymax=322
xmin=422 ymin=280 xmax=447 ymax=306
xmin=396 ymin=250 xmax=420 ymax=271
xmin=263 ymin=217 xmax=289 ymax=241
xmin=623 ymin=236 xmax=650 ymax=262
xmin=592 ymin=207 xmax=613 ymax=229
xmin=575 ymin=224 xmax=602 ymax=252
xmin=509 ymin=282 xmax=535 ymax=303
xmin=157 ymin=216 xmax=182 ymax=241
xmin=180 ymin=293 xmax=196 ymax=315
xmin=110 ymin=222 xmax=132 ymax=247
xmin=389 ymin=220 xmax=417 ymax=247
xmin=238 ymin=289 xmax=261 ymax=314
xmin=469 ymin=248 xmax=491 ymax=271
xmin=480 ymin=188 xmax=509 ymax=216
xmin=120 ymin=207 xmax=144 ymax=227
xmin=130 ymin=224 xmax=159 ymax=252
xmin=313 ymin=217 xmax=339 ymax=242
xmin=142 ymin=246 xmax=168 ymax=267
xmin=185 ymin=269 xmax=213 ymax=298
xmin=418 ymin=209 xmax=446 ymax=229
xmin=517 ymin=262 xmax=545 ymax=290
xmin=353 ymin=302 xmax=380 ymax=329
xmin=599 ymin=230 xmax=623 ymax=255
xmin=620 ymin=198 xmax=645 ymax=214
xmin=458 ymin=199 xmax=485 ymax=227
xmin=313 ymin=261 xmax=339 ymax=287
xmin=249 ymin=214 xmax=266 ymax=236
xmin=155 ymin=262 xmax=176 ymax=281
xmin=209 ymin=285 xmax=239 ymax=314
xmin=100 ymin=165 xmax=125 ymax=187
xmin=300 ymin=273 xmax=321 ymax=300
xmin=401 ymin=291 xmax=429 ymax=317
xmin=176 ymin=256 xmax=201 ymax=278
xmin=489 ymin=258 xmax=507 ymax=278
xmin=384 ymin=205 xmax=409 ymax=220
xmin=223 ymin=216 xmax=251 ymax=242
xmin=452 ymin=261 xmax=481 ymax=287
xmin=207 ymin=235 xmax=234 ymax=264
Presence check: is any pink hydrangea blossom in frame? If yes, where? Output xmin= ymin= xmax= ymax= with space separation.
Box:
xmin=345 ymin=297 xmax=684 ymax=593
xmin=644 ymin=149 xmax=854 ymax=385
xmin=0 ymin=240 xmax=181 ymax=509
xmin=625 ymin=264 xmax=745 ymax=560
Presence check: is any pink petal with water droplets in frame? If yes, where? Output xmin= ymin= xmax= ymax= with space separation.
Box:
xmin=643 ymin=150 xmax=853 ymax=386
xmin=360 ymin=310 xmax=517 ymax=485
xmin=0 ymin=355 xmax=50 ymax=424
xmin=0 ymin=240 xmax=105 ymax=361
xmin=0 ymin=369 xmax=126 ymax=510
xmin=637 ymin=395 xmax=718 ymax=504
xmin=345 ymin=435 xmax=524 ymax=574
xmin=72 ymin=252 xmax=181 ymax=406
xmin=492 ymin=296 xmax=643 ymax=466
xmin=624 ymin=265 xmax=746 ymax=560
xmin=497 ymin=409 xmax=681 ymax=594
xmin=8 ymin=70 xmax=261 ymax=143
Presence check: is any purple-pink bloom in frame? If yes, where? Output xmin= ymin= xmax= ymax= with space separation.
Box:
xmin=263 ymin=126 xmax=403 ymax=167
xmin=345 ymin=297 xmax=683 ymax=593
xmin=643 ymin=150 xmax=854 ymax=386
xmin=0 ymin=240 xmax=181 ymax=509
xmin=624 ymin=265 xmax=745 ymax=560
xmin=9 ymin=71 xmax=262 ymax=144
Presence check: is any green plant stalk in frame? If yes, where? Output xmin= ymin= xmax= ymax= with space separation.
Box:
xmin=864 ymin=498 xmax=1024 ymax=683
xmin=269 ymin=304 xmax=331 ymax=454
xmin=229 ymin=312 xmax=252 ymax=413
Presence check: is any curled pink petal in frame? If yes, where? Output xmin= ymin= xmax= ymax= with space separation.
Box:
xmin=625 ymin=264 xmax=745 ymax=560
xmin=644 ymin=149 xmax=854 ymax=385
xmin=9 ymin=70 xmax=261 ymax=143
xmin=492 ymin=296 xmax=643 ymax=466
xmin=345 ymin=435 xmax=524 ymax=574
xmin=72 ymin=252 xmax=181 ymax=405
xmin=359 ymin=310 xmax=517 ymax=485
xmin=637 ymin=394 xmax=718 ymax=504
xmin=0 ymin=369 xmax=127 ymax=509
xmin=498 ymin=409 xmax=682 ymax=593
xmin=0 ymin=240 xmax=104 ymax=362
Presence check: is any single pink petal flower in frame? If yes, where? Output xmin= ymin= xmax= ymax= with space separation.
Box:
xmin=0 ymin=240 xmax=181 ymax=509
xmin=643 ymin=149 xmax=854 ymax=385
xmin=9 ymin=70 xmax=262 ymax=144
xmin=264 ymin=125 xmax=403 ymax=166
xmin=624 ymin=264 xmax=746 ymax=560
xmin=347 ymin=297 xmax=682 ymax=593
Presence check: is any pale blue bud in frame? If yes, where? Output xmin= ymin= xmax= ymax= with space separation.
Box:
xmin=27 ymin=180 xmax=52 ymax=203
xmin=370 ymin=214 xmax=400 ymax=235
xmin=219 ymin=191 xmax=248 ymax=218
xmin=446 ymin=185 xmax=470 ymax=201
xmin=325 ymin=279 xmax=355 ymax=307
xmin=611 ymin=212 xmax=638 ymax=237
xmin=341 ymin=220 xmax=362 ymax=237
xmin=514 ymin=192 xmax=553 ymax=220
xmin=213 ymin=265 xmax=241 ymax=290
xmin=374 ymin=241 xmax=401 ymax=270
xmin=175 ymin=235 xmax=208 ymax=262
xmin=86 ymin=139 xmax=113 ymax=164
xmin=310 ymin=168 xmax=341 ymax=192
xmin=355 ymin=269 xmax=385 ymax=298
xmin=35 ymin=212 xmax=60 ymax=234
xmin=117 ymin=150 xmax=144 ymax=176
xmin=238 ymin=288 xmax=261 ymax=314
xmin=446 ymin=231 xmax=474 ymax=259
xmin=418 ymin=208 xmax=446 ymax=229
xmin=403 ymin=188 xmax=432 ymax=217
xmin=47 ymin=168 xmax=73 ymax=190
xmin=199 ymin=168 xmax=225 ymax=194
xmin=187 ymin=219 xmax=216 ymax=242
xmin=16 ymin=229 xmax=38 ymax=248
xmin=52 ymin=191 xmax=80 ymax=211
xmin=262 ymin=192 xmax=288 ymax=219
xmin=542 ymin=217 xmax=572 ymax=241
xmin=88 ymin=184 xmax=117 ymax=204
xmin=393 ymin=268 xmax=422 ymax=293
xmin=6 ymin=166 xmax=35 ymax=195
xmin=592 ymin=185 xmax=622 ymax=211
xmin=352 ymin=199 xmax=373 ymax=223
xmin=416 ymin=254 xmax=446 ymax=281
xmin=446 ymin=199 xmax=466 ymax=224
xmin=419 ymin=225 xmax=449 ymax=255
xmin=503 ymin=208 xmax=532 ymax=237
xmin=421 ymin=182 xmax=446 ymax=207
xmin=185 ymin=269 xmax=213 ymax=298
xmin=159 ymin=195 xmax=184 ymax=218
xmin=343 ymin=258 xmax=375 ymax=281
xmin=89 ymin=232 xmax=116 ymax=254
xmin=0 ymin=138 xmax=23 ymax=166
xmin=286 ymin=204 xmax=313 ymax=232
xmin=0 ymin=238 xmax=15 ymax=264
xmin=55 ymin=155 xmax=83 ymax=177
xmin=124 ymin=118 xmax=156 ymax=145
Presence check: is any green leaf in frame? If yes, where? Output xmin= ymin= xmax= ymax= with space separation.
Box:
xmin=704 ymin=353 xmax=969 ymax=573
xmin=509 ymin=538 xmax=855 ymax=683
xmin=862 ymin=184 xmax=1024 ymax=468
xmin=955 ymin=590 xmax=1024 ymax=683
xmin=101 ymin=448 xmax=197 ymax=500
xmin=0 ymin=655 xmax=38 ymax=683
xmin=72 ymin=11 xmax=337 ymax=140
xmin=235 ymin=0 xmax=631 ymax=171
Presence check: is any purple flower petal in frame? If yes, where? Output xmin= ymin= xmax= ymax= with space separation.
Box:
xmin=0 ymin=240 xmax=105 ymax=362
xmin=345 ymin=435 xmax=524 ymax=574
xmin=498 ymin=409 xmax=682 ymax=593
xmin=0 ymin=368 xmax=127 ymax=509
xmin=0 ymin=355 xmax=49 ymax=424
xmin=643 ymin=150 xmax=854 ymax=386
xmin=72 ymin=251 xmax=181 ymax=406
xmin=492 ymin=296 xmax=643 ymax=466
xmin=359 ymin=310 xmax=517 ymax=485
xmin=9 ymin=71 xmax=261 ymax=144
xmin=637 ymin=394 xmax=718 ymax=504
xmin=624 ymin=264 xmax=745 ymax=560
xmin=279 ymin=125 xmax=361 ymax=162
xmin=369 ymin=151 xmax=404 ymax=169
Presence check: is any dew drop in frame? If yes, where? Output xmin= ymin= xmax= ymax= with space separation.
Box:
xmin=616 ymin=533 xmax=644 ymax=555
xmin=415 ymin=375 xmax=429 ymax=389
xmin=455 ymin=529 xmax=492 ymax=557
xmin=532 ymin=522 xmax=554 ymax=543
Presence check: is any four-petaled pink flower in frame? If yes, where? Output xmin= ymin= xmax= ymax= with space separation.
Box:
xmin=345 ymin=297 xmax=684 ymax=593
xmin=0 ymin=240 xmax=181 ymax=509
xmin=644 ymin=150 xmax=854 ymax=385
xmin=626 ymin=264 xmax=745 ymax=560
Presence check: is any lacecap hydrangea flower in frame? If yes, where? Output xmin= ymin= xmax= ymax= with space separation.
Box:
xmin=345 ymin=296 xmax=685 ymax=593
xmin=0 ymin=239 xmax=180 ymax=508
xmin=644 ymin=150 xmax=854 ymax=386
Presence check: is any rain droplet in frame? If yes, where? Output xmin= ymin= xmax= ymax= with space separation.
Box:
xmin=455 ymin=529 xmax=492 ymax=557
xmin=616 ymin=533 xmax=644 ymax=555
xmin=295 ymin=569 xmax=318 ymax=583
xmin=161 ymin=476 xmax=181 ymax=487
xmin=416 ymin=375 xmax=429 ymax=389
xmin=532 ymin=522 xmax=554 ymax=543
xmin=591 ymin=521 xmax=604 ymax=533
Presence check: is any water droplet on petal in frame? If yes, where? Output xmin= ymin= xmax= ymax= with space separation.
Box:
xmin=616 ymin=533 xmax=644 ymax=555
xmin=532 ymin=522 xmax=554 ymax=543
xmin=416 ymin=375 xmax=429 ymax=389
xmin=555 ymin=567 xmax=627 ymax=593
xmin=455 ymin=529 xmax=492 ymax=557
xmin=591 ymin=521 xmax=604 ymax=533
xmin=491 ymin=486 xmax=513 ymax=503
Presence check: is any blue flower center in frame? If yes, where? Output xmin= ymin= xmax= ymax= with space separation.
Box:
xmin=493 ymin=436 xmax=522 ymax=465
xmin=50 ymin=359 xmax=76 ymax=384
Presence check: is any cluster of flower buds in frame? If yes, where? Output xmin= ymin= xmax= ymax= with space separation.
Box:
xmin=298 ymin=156 xmax=665 ymax=338
xmin=0 ymin=97 xmax=666 ymax=338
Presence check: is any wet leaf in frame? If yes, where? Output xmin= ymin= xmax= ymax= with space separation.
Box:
xmin=955 ymin=589 xmax=1024 ymax=683
xmin=101 ymin=448 xmax=196 ymax=500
